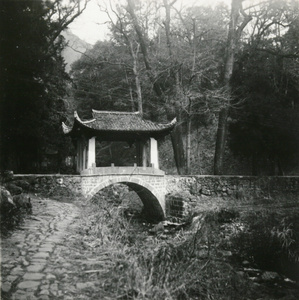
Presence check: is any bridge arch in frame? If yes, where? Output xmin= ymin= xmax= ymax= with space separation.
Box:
xmin=85 ymin=177 xmax=165 ymax=221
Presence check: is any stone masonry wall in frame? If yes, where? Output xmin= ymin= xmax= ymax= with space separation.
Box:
xmin=165 ymin=176 xmax=299 ymax=218
xmin=13 ymin=174 xmax=299 ymax=219
xmin=80 ymin=174 xmax=165 ymax=199
xmin=13 ymin=174 xmax=166 ymax=202
xmin=13 ymin=175 xmax=83 ymax=200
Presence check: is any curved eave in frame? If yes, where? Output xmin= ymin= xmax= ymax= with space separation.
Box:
xmin=62 ymin=122 xmax=72 ymax=134
xmin=62 ymin=111 xmax=95 ymax=136
xmin=63 ymin=112 xmax=177 ymax=140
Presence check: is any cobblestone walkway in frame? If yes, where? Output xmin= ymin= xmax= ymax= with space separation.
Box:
xmin=1 ymin=196 xmax=81 ymax=300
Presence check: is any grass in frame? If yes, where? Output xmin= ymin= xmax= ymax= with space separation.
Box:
xmin=230 ymin=209 xmax=299 ymax=280
xmin=66 ymin=187 xmax=299 ymax=300
xmin=72 ymin=203 xmax=247 ymax=299
xmin=0 ymin=202 xmax=28 ymax=237
xmin=2 ymin=185 xmax=298 ymax=299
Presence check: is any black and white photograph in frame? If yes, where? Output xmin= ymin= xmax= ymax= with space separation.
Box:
xmin=1 ymin=0 xmax=299 ymax=299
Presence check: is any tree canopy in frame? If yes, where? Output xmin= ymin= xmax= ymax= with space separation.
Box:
xmin=0 ymin=0 xmax=87 ymax=173
xmin=1 ymin=0 xmax=299 ymax=175
xmin=70 ymin=0 xmax=299 ymax=175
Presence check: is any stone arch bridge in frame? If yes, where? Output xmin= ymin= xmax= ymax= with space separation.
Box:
xmin=80 ymin=166 xmax=166 ymax=220
xmin=14 ymin=171 xmax=299 ymax=221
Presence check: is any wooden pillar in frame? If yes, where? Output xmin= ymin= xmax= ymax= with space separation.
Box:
xmin=136 ymin=141 xmax=142 ymax=166
xmin=83 ymin=143 xmax=87 ymax=170
xmin=136 ymin=141 xmax=147 ymax=167
xmin=142 ymin=142 xmax=147 ymax=167
xmin=87 ymin=137 xmax=96 ymax=168
xmin=76 ymin=139 xmax=81 ymax=173
xmin=150 ymin=137 xmax=159 ymax=169
xmin=77 ymin=137 xmax=88 ymax=171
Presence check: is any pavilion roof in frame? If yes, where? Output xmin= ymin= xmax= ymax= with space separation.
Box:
xmin=62 ymin=110 xmax=176 ymax=141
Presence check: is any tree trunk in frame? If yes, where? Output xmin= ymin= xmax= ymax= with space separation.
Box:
xmin=213 ymin=0 xmax=252 ymax=175
xmin=186 ymin=116 xmax=192 ymax=174
xmin=163 ymin=0 xmax=187 ymax=174
xmin=129 ymin=42 xmax=143 ymax=115
xmin=214 ymin=107 xmax=229 ymax=175
xmin=171 ymin=123 xmax=186 ymax=175
xmin=126 ymin=0 xmax=162 ymax=96
xmin=126 ymin=0 xmax=186 ymax=174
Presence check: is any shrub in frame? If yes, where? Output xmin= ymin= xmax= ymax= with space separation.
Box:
xmin=231 ymin=210 xmax=299 ymax=281
xmin=74 ymin=199 xmax=257 ymax=299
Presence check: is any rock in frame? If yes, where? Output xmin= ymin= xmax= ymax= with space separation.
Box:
xmin=45 ymin=274 xmax=56 ymax=280
xmin=196 ymin=249 xmax=208 ymax=258
xmin=6 ymin=275 xmax=18 ymax=283
xmin=1 ymin=282 xmax=12 ymax=293
xmin=244 ymin=268 xmax=262 ymax=279
xmin=5 ymin=182 xmax=23 ymax=195
xmin=149 ymin=222 xmax=164 ymax=234
xmin=13 ymin=180 xmax=31 ymax=191
xmin=261 ymin=271 xmax=280 ymax=281
xmin=32 ymin=252 xmax=49 ymax=259
xmin=50 ymin=283 xmax=58 ymax=291
xmin=201 ymin=187 xmax=211 ymax=196
xmin=17 ymin=280 xmax=40 ymax=289
xmin=163 ymin=220 xmax=185 ymax=231
xmin=76 ymin=282 xmax=96 ymax=289
xmin=188 ymin=214 xmax=205 ymax=232
xmin=27 ymin=264 xmax=46 ymax=272
xmin=56 ymin=178 xmax=64 ymax=185
xmin=14 ymin=291 xmax=37 ymax=300
xmin=242 ymin=260 xmax=250 ymax=267
xmin=39 ymin=246 xmax=54 ymax=252
xmin=39 ymin=289 xmax=50 ymax=296
xmin=0 ymin=186 xmax=15 ymax=207
xmin=219 ymin=250 xmax=233 ymax=257
xmin=0 ymin=170 xmax=13 ymax=183
xmin=10 ymin=266 xmax=24 ymax=275
xmin=13 ymin=194 xmax=32 ymax=214
xmin=0 ymin=186 xmax=17 ymax=225
xmin=22 ymin=259 xmax=30 ymax=266
xmin=23 ymin=272 xmax=45 ymax=280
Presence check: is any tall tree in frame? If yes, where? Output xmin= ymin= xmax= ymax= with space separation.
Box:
xmin=229 ymin=1 xmax=299 ymax=175
xmin=84 ymin=0 xmax=228 ymax=174
xmin=160 ymin=0 xmax=187 ymax=174
xmin=213 ymin=0 xmax=252 ymax=175
xmin=71 ymin=40 xmax=139 ymax=116
xmin=0 ymin=0 xmax=87 ymax=172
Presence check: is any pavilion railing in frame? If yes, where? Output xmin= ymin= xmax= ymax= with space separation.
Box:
xmin=80 ymin=163 xmax=165 ymax=176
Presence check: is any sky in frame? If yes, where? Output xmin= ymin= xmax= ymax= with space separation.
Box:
xmin=68 ymin=0 xmax=232 ymax=45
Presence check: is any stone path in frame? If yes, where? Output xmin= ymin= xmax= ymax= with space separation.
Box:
xmin=1 ymin=196 xmax=80 ymax=300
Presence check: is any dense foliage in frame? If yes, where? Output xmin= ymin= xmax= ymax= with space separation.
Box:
xmin=70 ymin=0 xmax=299 ymax=175
xmin=230 ymin=8 xmax=299 ymax=175
xmin=56 ymin=186 xmax=299 ymax=299
xmin=1 ymin=0 xmax=298 ymax=175
xmin=70 ymin=1 xmax=229 ymax=173
xmin=0 ymin=0 xmax=86 ymax=173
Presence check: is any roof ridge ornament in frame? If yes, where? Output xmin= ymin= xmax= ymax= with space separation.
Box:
xmin=92 ymin=109 xmax=140 ymax=115
xmin=74 ymin=111 xmax=96 ymax=124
